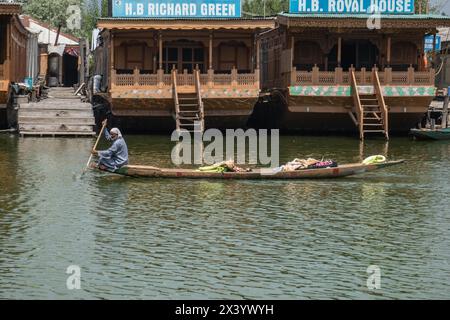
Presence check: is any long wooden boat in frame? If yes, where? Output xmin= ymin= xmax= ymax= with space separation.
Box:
xmin=95 ymin=160 xmax=404 ymax=179
xmin=410 ymin=128 xmax=450 ymax=140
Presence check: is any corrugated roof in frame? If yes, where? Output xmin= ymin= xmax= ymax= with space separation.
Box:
xmin=0 ymin=2 xmax=21 ymax=15
xmin=97 ymin=17 xmax=276 ymax=30
xmin=98 ymin=17 xmax=275 ymax=21
xmin=279 ymin=13 xmax=450 ymax=20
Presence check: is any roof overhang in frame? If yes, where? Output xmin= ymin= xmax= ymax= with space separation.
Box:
xmin=97 ymin=18 xmax=275 ymax=31
xmin=0 ymin=3 xmax=22 ymax=16
xmin=278 ymin=14 xmax=450 ymax=30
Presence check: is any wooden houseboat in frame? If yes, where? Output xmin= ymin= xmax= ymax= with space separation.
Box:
xmin=0 ymin=2 xmax=29 ymax=127
xmin=259 ymin=5 xmax=450 ymax=137
xmin=94 ymin=1 xmax=274 ymax=132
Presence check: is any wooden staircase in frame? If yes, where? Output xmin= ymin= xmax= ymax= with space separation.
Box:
xmin=18 ymin=87 xmax=95 ymax=137
xmin=350 ymin=70 xmax=389 ymax=140
xmin=172 ymin=69 xmax=204 ymax=134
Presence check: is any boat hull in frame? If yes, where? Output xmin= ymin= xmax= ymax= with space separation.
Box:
xmin=102 ymin=161 xmax=405 ymax=179
xmin=410 ymin=128 xmax=450 ymax=140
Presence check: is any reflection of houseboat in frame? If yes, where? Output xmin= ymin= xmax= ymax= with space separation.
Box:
xmin=259 ymin=11 xmax=450 ymax=137
xmin=0 ymin=2 xmax=30 ymax=127
xmin=94 ymin=10 xmax=274 ymax=132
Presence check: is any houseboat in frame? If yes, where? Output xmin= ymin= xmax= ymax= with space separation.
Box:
xmin=259 ymin=1 xmax=450 ymax=137
xmin=94 ymin=0 xmax=274 ymax=132
xmin=0 ymin=2 xmax=30 ymax=127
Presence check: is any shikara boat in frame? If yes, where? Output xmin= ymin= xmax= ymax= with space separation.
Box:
xmin=94 ymin=160 xmax=404 ymax=179
xmin=410 ymin=128 xmax=450 ymax=140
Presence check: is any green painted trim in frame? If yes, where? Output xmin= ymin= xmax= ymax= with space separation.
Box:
xmin=289 ymin=86 xmax=436 ymax=97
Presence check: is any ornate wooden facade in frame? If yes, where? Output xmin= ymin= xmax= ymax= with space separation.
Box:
xmin=259 ymin=14 xmax=450 ymax=134
xmin=96 ymin=18 xmax=274 ymax=131
xmin=0 ymin=3 xmax=29 ymax=107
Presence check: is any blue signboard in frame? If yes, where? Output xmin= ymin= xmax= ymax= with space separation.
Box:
xmin=289 ymin=0 xmax=415 ymax=14
xmin=424 ymin=35 xmax=441 ymax=52
xmin=112 ymin=0 xmax=242 ymax=18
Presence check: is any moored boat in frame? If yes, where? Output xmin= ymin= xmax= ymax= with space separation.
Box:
xmin=410 ymin=128 xmax=450 ymax=140
xmin=93 ymin=160 xmax=405 ymax=179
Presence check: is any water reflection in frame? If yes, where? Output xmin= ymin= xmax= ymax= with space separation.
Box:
xmin=0 ymin=134 xmax=450 ymax=299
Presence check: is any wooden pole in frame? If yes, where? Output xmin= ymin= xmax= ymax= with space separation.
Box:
xmin=337 ymin=37 xmax=342 ymax=68
xmin=209 ymin=31 xmax=213 ymax=70
xmin=159 ymin=31 xmax=163 ymax=70
xmin=386 ymin=36 xmax=391 ymax=67
xmin=442 ymin=90 xmax=449 ymax=128
xmin=432 ymin=31 xmax=437 ymax=67
xmin=54 ymin=24 xmax=61 ymax=46
xmin=83 ymin=120 xmax=107 ymax=173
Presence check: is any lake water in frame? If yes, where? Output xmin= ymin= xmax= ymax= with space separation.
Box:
xmin=0 ymin=133 xmax=449 ymax=299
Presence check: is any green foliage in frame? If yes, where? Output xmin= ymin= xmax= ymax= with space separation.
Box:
xmin=415 ymin=0 xmax=446 ymax=14
xmin=243 ymin=0 xmax=289 ymax=17
xmin=23 ymin=0 xmax=109 ymax=41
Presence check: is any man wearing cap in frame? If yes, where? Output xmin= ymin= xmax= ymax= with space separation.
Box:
xmin=92 ymin=120 xmax=129 ymax=171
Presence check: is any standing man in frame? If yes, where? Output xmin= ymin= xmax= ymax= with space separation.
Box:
xmin=92 ymin=120 xmax=129 ymax=171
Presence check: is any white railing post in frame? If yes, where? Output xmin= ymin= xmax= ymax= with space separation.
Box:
xmin=407 ymin=65 xmax=414 ymax=85
xmin=335 ymin=67 xmax=343 ymax=84
xmin=312 ymin=64 xmax=319 ymax=85
xmin=254 ymin=68 xmax=260 ymax=89
xmin=291 ymin=66 xmax=297 ymax=86
xmin=208 ymin=68 xmax=214 ymax=89
xmin=361 ymin=67 xmax=366 ymax=85
xmin=231 ymin=66 xmax=238 ymax=88
xmin=133 ymin=67 xmax=139 ymax=86
xmin=157 ymin=68 xmax=164 ymax=88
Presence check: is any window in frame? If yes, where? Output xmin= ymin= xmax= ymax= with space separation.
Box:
xmin=162 ymin=41 xmax=205 ymax=73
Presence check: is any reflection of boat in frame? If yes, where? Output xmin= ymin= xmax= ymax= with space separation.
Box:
xmin=93 ymin=161 xmax=404 ymax=179
xmin=410 ymin=128 xmax=450 ymax=140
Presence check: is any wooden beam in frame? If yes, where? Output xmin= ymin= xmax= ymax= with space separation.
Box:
xmin=337 ymin=37 xmax=342 ymax=67
xmin=386 ymin=36 xmax=391 ymax=67
xmin=97 ymin=19 xmax=275 ymax=31
xmin=209 ymin=31 xmax=213 ymax=70
xmin=256 ymin=38 xmax=260 ymax=71
xmin=5 ymin=18 xmax=11 ymax=80
xmin=432 ymin=31 xmax=437 ymax=66
xmin=159 ymin=31 xmax=163 ymax=70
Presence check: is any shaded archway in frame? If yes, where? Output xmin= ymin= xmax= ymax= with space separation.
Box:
xmin=328 ymin=40 xmax=379 ymax=71
xmin=391 ymin=41 xmax=418 ymax=71
xmin=293 ymin=40 xmax=324 ymax=71
xmin=216 ymin=40 xmax=249 ymax=73
xmin=115 ymin=40 xmax=153 ymax=74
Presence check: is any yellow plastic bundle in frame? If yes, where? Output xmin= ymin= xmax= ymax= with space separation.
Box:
xmin=362 ymin=155 xmax=386 ymax=165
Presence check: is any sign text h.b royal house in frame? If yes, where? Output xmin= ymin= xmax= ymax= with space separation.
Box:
xmin=112 ymin=0 xmax=242 ymax=18
xmin=289 ymin=0 xmax=415 ymax=14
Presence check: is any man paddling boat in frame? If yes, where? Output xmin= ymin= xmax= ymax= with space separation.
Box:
xmin=92 ymin=120 xmax=129 ymax=171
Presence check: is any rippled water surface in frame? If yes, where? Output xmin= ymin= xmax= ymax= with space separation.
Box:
xmin=1 ymin=134 xmax=450 ymax=299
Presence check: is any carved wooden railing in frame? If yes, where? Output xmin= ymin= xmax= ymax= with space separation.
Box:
xmin=373 ymin=69 xmax=389 ymax=140
xmin=172 ymin=69 xmax=181 ymax=132
xmin=112 ymin=67 xmax=259 ymax=89
xmin=194 ymin=68 xmax=205 ymax=132
xmin=292 ymin=65 xmax=435 ymax=86
xmin=0 ymin=64 xmax=4 ymax=79
xmin=350 ymin=69 xmax=364 ymax=140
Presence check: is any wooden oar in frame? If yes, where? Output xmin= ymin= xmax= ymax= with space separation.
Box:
xmin=82 ymin=121 xmax=107 ymax=174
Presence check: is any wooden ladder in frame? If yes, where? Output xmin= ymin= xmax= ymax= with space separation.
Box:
xmin=172 ymin=69 xmax=204 ymax=134
xmin=350 ymin=69 xmax=389 ymax=140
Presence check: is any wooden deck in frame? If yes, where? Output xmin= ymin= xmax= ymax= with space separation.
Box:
xmin=18 ymin=88 xmax=95 ymax=137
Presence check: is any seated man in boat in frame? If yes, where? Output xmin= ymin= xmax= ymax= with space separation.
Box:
xmin=92 ymin=121 xmax=129 ymax=171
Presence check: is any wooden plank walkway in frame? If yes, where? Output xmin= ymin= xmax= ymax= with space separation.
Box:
xmin=18 ymin=88 xmax=95 ymax=137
